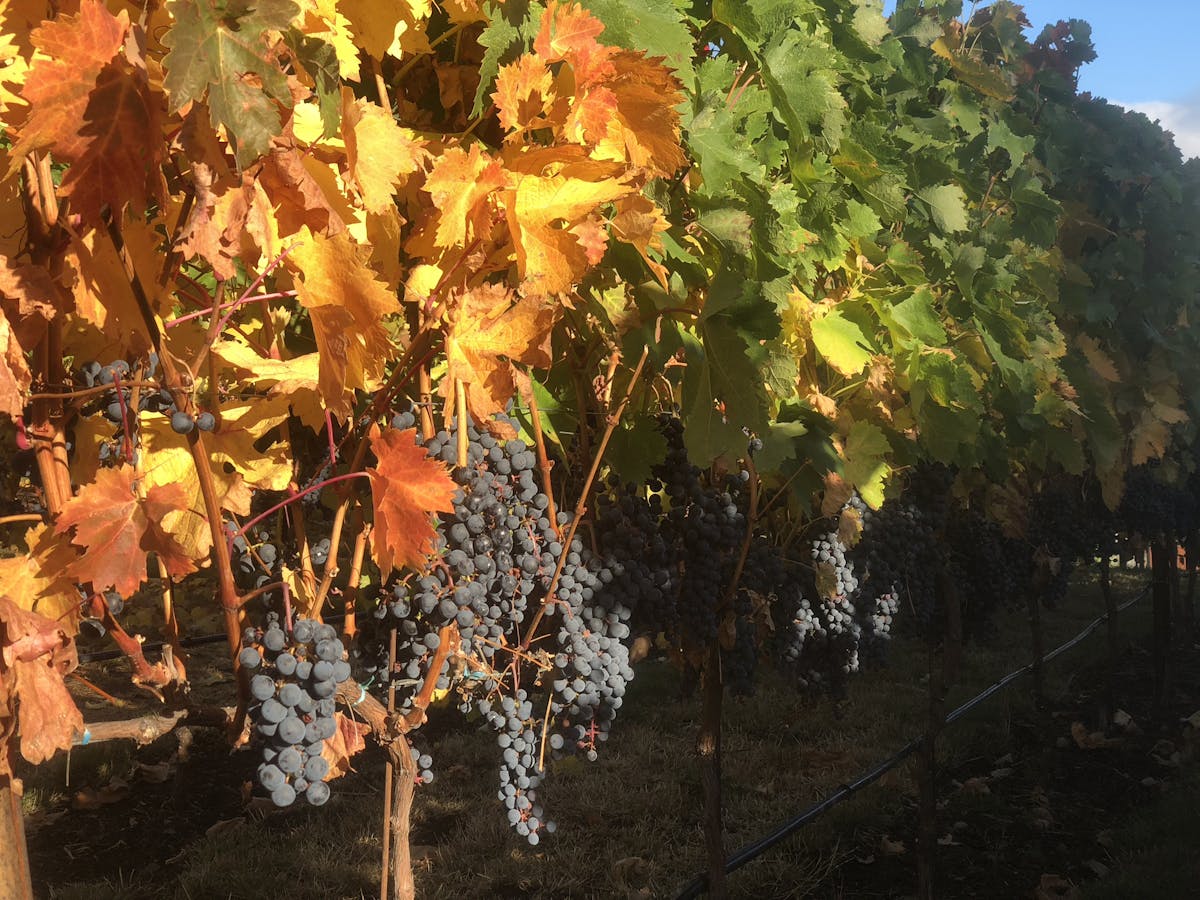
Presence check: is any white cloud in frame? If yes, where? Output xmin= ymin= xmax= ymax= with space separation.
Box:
xmin=1117 ymin=96 xmax=1200 ymax=160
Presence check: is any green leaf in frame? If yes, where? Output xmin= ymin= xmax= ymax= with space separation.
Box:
xmin=604 ymin=415 xmax=668 ymax=485
xmin=842 ymin=421 xmax=891 ymax=508
xmin=163 ymin=0 xmax=299 ymax=166
xmin=811 ymin=308 xmax=873 ymax=376
xmin=917 ymin=184 xmax=969 ymax=233
xmin=682 ymin=320 xmax=769 ymax=465
xmin=754 ymin=420 xmax=808 ymax=473
xmin=696 ymin=206 xmax=754 ymax=256
xmin=890 ymin=288 xmax=947 ymax=344
xmin=986 ymin=118 xmax=1035 ymax=178
xmin=575 ymin=0 xmax=695 ymax=87
xmin=686 ymin=97 xmax=767 ymax=197
xmin=287 ymin=32 xmax=341 ymax=139
xmin=472 ymin=0 xmax=545 ymax=117
xmin=760 ymin=29 xmax=847 ymax=149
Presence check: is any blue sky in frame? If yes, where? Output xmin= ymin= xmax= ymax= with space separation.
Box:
xmin=883 ymin=1 xmax=1200 ymax=157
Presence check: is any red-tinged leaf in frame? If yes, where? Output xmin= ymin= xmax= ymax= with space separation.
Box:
xmin=534 ymin=1 xmax=615 ymax=87
xmin=54 ymin=465 xmax=195 ymax=597
xmin=0 ymin=596 xmax=83 ymax=766
xmin=493 ymin=55 xmax=556 ymax=136
xmin=10 ymin=0 xmax=127 ymax=167
xmin=162 ymin=0 xmax=299 ymax=166
xmin=367 ymin=426 xmax=457 ymax=573
xmin=11 ymin=1 xmax=165 ymax=222
xmin=320 ymin=711 xmax=369 ymax=780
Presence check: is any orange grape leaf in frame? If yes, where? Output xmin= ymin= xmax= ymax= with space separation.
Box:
xmin=493 ymin=55 xmax=557 ymax=137
xmin=341 ymin=90 xmax=427 ymax=214
xmin=175 ymin=163 xmax=254 ymax=282
xmin=287 ymin=229 xmax=400 ymax=418
xmin=444 ymin=283 xmax=558 ymax=424
xmin=320 ymin=711 xmax=369 ymax=780
xmin=259 ymin=139 xmax=348 ymax=237
xmin=0 ymin=524 xmax=84 ymax=633
xmin=0 ymin=303 xmax=31 ymax=418
xmin=592 ymin=52 xmax=686 ymax=177
xmin=570 ymin=216 xmax=609 ymax=266
xmin=611 ymin=193 xmax=669 ymax=288
xmin=14 ymin=0 xmax=165 ymax=222
xmin=423 ymin=144 xmax=507 ymax=249
xmin=10 ymin=0 xmax=128 ymax=167
xmin=534 ymin=1 xmax=615 ymax=87
xmin=503 ymin=172 xmax=632 ymax=295
xmin=0 ymin=595 xmax=84 ymax=766
xmin=367 ymin=426 xmax=457 ymax=573
xmin=54 ymin=465 xmax=195 ymax=597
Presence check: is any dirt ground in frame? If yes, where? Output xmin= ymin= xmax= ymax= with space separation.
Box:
xmin=19 ymin=569 xmax=1200 ymax=899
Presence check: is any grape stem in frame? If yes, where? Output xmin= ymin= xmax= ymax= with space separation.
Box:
xmin=525 ymin=385 xmax=560 ymax=537
xmin=519 ymin=343 xmax=650 ymax=650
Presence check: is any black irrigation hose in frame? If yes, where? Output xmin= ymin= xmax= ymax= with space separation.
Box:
xmin=76 ymin=612 xmax=350 ymax=664
xmin=675 ymin=584 xmax=1152 ymax=899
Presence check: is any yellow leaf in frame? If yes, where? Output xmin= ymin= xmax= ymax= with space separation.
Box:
xmin=340 ymin=90 xmax=427 ymax=214
xmin=339 ymin=0 xmax=431 ymax=60
xmin=610 ymin=193 xmax=669 ymax=289
xmin=1075 ymin=335 xmax=1120 ymax=382
xmin=293 ymin=0 xmax=361 ymax=81
xmin=423 ymin=144 xmax=506 ymax=249
xmin=0 ymin=525 xmax=82 ymax=631
xmin=503 ymin=172 xmax=631 ymax=295
xmin=211 ymin=339 xmax=326 ymax=432
xmin=442 ymin=283 xmax=557 ymax=425
xmin=287 ymin=228 xmax=401 ymax=418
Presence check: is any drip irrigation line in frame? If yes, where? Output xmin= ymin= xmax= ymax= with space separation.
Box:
xmin=675 ymin=584 xmax=1151 ymax=899
xmin=77 ymin=612 xmax=350 ymax=664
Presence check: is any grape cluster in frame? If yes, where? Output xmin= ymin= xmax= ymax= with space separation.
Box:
xmin=852 ymin=499 xmax=941 ymax=633
xmin=353 ymin=409 xmax=635 ymax=845
xmin=240 ymin=615 xmax=351 ymax=807
xmin=479 ymin=691 xmax=555 ymax=844
xmin=74 ymin=354 xmax=218 ymax=467
xmin=227 ymin=525 xmax=281 ymax=612
xmin=945 ymin=511 xmax=1029 ymax=637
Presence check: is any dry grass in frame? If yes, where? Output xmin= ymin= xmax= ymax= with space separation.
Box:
xmin=34 ymin=569 xmax=1151 ymax=899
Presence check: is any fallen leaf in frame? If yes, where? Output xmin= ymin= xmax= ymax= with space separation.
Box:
xmin=879 ymin=835 xmax=906 ymax=856
xmin=1034 ymin=873 xmax=1079 ymax=900
xmin=71 ymin=777 xmax=130 ymax=810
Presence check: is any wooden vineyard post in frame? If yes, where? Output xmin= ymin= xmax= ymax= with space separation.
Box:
xmin=1027 ymin=591 xmax=1045 ymax=708
xmin=1186 ymin=531 xmax=1198 ymax=633
xmin=697 ymin=643 xmax=726 ymax=899
xmin=1099 ymin=549 xmax=1120 ymax=724
xmin=916 ymin=567 xmax=962 ymax=900
xmin=1151 ymin=539 xmax=1173 ymax=709
xmin=0 ymin=769 xmax=34 ymax=900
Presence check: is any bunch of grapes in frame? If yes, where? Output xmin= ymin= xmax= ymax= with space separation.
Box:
xmin=75 ymin=354 xmax=217 ymax=442
xmin=240 ymin=615 xmax=352 ymax=807
xmin=945 ymin=510 xmax=1029 ymax=637
xmin=351 ymin=409 xmax=637 ymax=845
xmin=228 ymin=525 xmax=282 ymax=611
